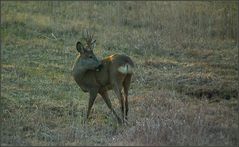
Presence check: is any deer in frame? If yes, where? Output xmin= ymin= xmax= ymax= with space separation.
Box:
xmin=72 ymin=31 xmax=134 ymax=124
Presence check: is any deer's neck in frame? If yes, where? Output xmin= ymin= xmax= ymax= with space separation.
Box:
xmin=72 ymin=58 xmax=86 ymax=78
xmin=73 ymin=67 xmax=87 ymax=80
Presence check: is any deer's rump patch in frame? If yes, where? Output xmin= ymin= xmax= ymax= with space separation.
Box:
xmin=118 ymin=63 xmax=133 ymax=74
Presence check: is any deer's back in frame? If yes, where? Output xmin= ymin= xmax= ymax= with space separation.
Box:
xmin=75 ymin=54 xmax=134 ymax=92
xmin=95 ymin=54 xmax=134 ymax=89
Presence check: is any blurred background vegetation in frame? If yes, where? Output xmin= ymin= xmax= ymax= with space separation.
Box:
xmin=1 ymin=1 xmax=238 ymax=146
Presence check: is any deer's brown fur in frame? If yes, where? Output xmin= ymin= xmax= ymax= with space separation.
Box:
xmin=72 ymin=33 xmax=134 ymax=124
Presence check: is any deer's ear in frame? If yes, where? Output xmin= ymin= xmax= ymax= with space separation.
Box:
xmin=76 ymin=41 xmax=84 ymax=53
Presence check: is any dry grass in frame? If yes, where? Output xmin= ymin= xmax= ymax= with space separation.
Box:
xmin=1 ymin=1 xmax=238 ymax=146
xmin=110 ymin=89 xmax=238 ymax=146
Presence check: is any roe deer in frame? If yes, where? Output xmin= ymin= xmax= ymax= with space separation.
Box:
xmin=72 ymin=32 xmax=134 ymax=124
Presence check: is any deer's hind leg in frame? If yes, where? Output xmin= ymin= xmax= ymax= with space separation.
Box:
xmin=112 ymin=75 xmax=125 ymax=123
xmin=99 ymin=90 xmax=122 ymax=124
xmin=123 ymin=74 xmax=132 ymax=121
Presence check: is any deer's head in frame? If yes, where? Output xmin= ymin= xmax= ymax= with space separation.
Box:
xmin=76 ymin=31 xmax=101 ymax=70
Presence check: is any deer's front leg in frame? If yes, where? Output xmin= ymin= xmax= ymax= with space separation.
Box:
xmin=86 ymin=89 xmax=98 ymax=119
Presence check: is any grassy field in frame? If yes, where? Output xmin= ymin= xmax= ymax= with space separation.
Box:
xmin=1 ymin=1 xmax=238 ymax=146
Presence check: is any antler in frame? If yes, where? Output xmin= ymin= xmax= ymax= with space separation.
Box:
xmin=82 ymin=30 xmax=95 ymax=48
